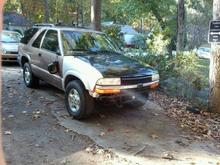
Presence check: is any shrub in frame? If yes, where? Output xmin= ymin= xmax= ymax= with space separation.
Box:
xmin=102 ymin=25 xmax=124 ymax=48
xmin=124 ymin=49 xmax=209 ymax=107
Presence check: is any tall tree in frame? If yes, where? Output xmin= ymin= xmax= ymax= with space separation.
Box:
xmin=44 ymin=0 xmax=50 ymax=22
xmin=209 ymin=0 xmax=220 ymax=113
xmin=19 ymin=0 xmax=26 ymax=16
xmin=176 ymin=0 xmax=185 ymax=52
xmin=91 ymin=0 xmax=102 ymax=31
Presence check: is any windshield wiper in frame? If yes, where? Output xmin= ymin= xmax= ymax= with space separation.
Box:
xmin=66 ymin=49 xmax=97 ymax=56
xmin=98 ymin=50 xmax=122 ymax=54
xmin=71 ymin=48 xmax=94 ymax=52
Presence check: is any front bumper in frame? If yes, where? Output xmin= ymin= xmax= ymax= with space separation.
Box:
xmin=90 ymin=80 xmax=159 ymax=98
xmin=2 ymin=54 xmax=18 ymax=62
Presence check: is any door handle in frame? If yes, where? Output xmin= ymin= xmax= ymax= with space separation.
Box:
xmin=38 ymin=53 xmax=42 ymax=57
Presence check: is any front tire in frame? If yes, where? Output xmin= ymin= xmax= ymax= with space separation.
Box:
xmin=23 ymin=63 xmax=39 ymax=88
xmin=65 ymin=80 xmax=94 ymax=119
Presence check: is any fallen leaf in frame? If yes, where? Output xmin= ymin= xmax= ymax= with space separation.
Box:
xmin=162 ymin=153 xmax=175 ymax=160
xmin=36 ymin=110 xmax=41 ymax=114
xmin=123 ymin=129 xmax=131 ymax=133
xmin=99 ymin=132 xmax=105 ymax=137
xmin=107 ymin=128 xmax=114 ymax=132
xmin=8 ymin=114 xmax=14 ymax=118
xmin=4 ymin=131 xmax=12 ymax=135
xmin=26 ymin=100 xmax=32 ymax=106
xmin=202 ymin=112 xmax=210 ymax=116
xmin=99 ymin=114 xmax=105 ymax=118
xmin=35 ymin=144 xmax=40 ymax=147
xmin=151 ymin=134 xmax=159 ymax=139
xmin=97 ymin=149 xmax=104 ymax=155
xmin=175 ymin=140 xmax=187 ymax=147
xmin=32 ymin=114 xmax=40 ymax=120
xmin=65 ymin=129 xmax=70 ymax=133
xmin=85 ymin=147 xmax=92 ymax=153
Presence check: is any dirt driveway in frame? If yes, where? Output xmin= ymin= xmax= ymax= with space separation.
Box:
xmin=2 ymin=65 xmax=220 ymax=165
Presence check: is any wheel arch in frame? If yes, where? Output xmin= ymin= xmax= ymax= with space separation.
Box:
xmin=21 ymin=56 xmax=29 ymax=67
xmin=64 ymin=75 xmax=88 ymax=91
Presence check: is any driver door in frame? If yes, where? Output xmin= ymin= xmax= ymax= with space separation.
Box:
xmin=39 ymin=30 xmax=63 ymax=89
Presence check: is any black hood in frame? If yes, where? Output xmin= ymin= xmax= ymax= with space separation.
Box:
xmin=76 ymin=52 xmax=157 ymax=78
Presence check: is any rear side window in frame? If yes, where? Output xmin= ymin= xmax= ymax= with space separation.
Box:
xmin=21 ymin=28 xmax=39 ymax=44
xmin=32 ymin=30 xmax=46 ymax=48
xmin=41 ymin=30 xmax=59 ymax=52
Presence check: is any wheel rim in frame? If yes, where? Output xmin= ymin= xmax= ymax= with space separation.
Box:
xmin=68 ymin=89 xmax=81 ymax=113
xmin=24 ymin=67 xmax=31 ymax=85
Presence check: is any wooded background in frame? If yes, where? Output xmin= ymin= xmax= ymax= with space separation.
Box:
xmin=4 ymin=0 xmax=220 ymax=113
xmin=4 ymin=0 xmax=212 ymax=51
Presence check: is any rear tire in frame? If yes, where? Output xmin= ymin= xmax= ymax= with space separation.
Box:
xmin=65 ymin=80 xmax=94 ymax=119
xmin=23 ymin=63 xmax=39 ymax=88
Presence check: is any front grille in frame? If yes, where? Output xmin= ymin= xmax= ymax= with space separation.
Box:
xmin=6 ymin=51 xmax=18 ymax=54
xmin=2 ymin=57 xmax=17 ymax=61
xmin=121 ymin=76 xmax=152 ymax=85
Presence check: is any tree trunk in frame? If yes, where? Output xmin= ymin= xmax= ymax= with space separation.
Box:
xmin=91 ymin=0 xmax=102 ymax=31
xmin=209 ymin=0 xmax=220 ymax=113
xmin=176 ymin=0 xmax=185 ymax=52
xmin=79 ymin=0 xmax=84 ymax=26
xmin=19 ymin=0 xmax=26 ymax=16
xmin=44 ymin=0 xmax=50 ymax=23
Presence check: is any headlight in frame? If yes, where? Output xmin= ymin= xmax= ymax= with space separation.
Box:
xmin=0 ymin=48 xmax=6 ymax=54
xmin=152 ymin=74 xmax=159 ymax=81
xmin=96 ymin=78 xmax=121 ymax=86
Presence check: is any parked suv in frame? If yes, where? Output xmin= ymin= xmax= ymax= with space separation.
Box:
xmin=18 ymin=26 xmax=159 ymax=119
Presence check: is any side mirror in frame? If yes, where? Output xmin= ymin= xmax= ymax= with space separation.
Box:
xmin=56 ymin=48 xmax=61 ymax=55
xmin=48 ymin=62 xmax=58 ymax=74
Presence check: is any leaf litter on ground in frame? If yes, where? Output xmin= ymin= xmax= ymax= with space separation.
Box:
xmin=149 ymin=91 xmax=220 ymax=141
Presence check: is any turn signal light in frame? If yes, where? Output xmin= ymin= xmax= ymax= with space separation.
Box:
xmin=150 ymin=82 xmax=159 ymax=89
xmin=95 ymin=88 xmax=121 ymax=94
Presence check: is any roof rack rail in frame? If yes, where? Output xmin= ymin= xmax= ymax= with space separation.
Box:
xmin=32 ymin=23 xmax=55 ymax=27
xmin=32 ymin=23 xmax=92 ymax=30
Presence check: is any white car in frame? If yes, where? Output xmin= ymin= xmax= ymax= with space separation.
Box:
xmin=195 ymin=47 xmax=211 ymax=59
xmin=0 ymin=30 xmax=22 ymax=62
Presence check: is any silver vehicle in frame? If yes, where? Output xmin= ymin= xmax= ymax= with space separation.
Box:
xmin=0 ymin=30 xmax=22 ymax=62
xmin=195 ymin=47 xmax=211 ymax=59
xmin=18 ymin=26 xmax=159 ymax=119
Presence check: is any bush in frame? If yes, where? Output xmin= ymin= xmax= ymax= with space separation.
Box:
xmin=124 ymin=49 xmax=209 ymax=107
xmin=102 ymin=25 xmax=124 ymax=48
xmin=147 ymin=26 xmax=170 ymax=55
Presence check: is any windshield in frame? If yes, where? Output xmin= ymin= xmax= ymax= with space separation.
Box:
xmin=199 ymin=47 xmax=211 ymax=52
xmin=1 ymin=31 xmax=22 ymax=43
xmin=61 ymin=31 xmax=120 ymax=55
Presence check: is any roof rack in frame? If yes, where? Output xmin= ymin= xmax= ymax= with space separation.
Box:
xmin=32 ymin=23 xmax=91 ymax=30
xmin=32 ymin=23 xmax=55 ymax=28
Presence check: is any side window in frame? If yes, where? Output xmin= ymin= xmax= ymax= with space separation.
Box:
xmin=41 ymin=30 xmax=59 ymax=53
xmin=32 ymin=30 xmax=46 ymax=48
xmin=61 ymin=32 xmax=76 ymax=55
xmin=20 ymin=28 xmax=39 ymax=44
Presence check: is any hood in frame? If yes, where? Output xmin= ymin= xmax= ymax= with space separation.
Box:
xmin=1 ymin=42 xmax=19 ymax=52
xmin=76 ymin=52 xmax=157 ymax=77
